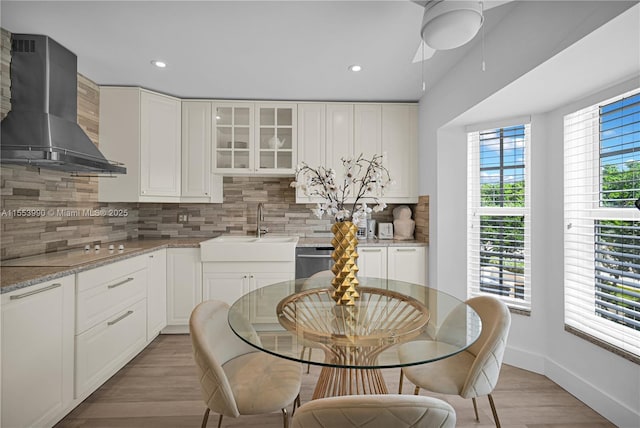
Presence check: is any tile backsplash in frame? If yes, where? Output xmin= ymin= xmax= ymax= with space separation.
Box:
xmin=0 ymin=27 xmax=427 ymax=261
xmin=136 ymin=176 xmax=398 ymax=239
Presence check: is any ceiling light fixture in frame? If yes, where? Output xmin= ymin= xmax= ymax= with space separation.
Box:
xmin=348 ymin=64 xmax=362 ymax=72
xmin=151 ymin=60 xmax=167 ymax=68
xmin=421 ymin=0 xmax=484 ymax=50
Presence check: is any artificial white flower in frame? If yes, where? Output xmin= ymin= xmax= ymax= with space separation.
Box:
xmin=292 ymin=154 xmax=391 ymax=223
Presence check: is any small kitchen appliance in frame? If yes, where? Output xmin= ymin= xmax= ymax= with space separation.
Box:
xmin=378 ymin=223 xmax=394 ymax=240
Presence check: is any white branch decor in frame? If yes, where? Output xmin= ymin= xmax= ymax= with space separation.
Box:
xmin=291 ymin=153 xmax=392 ymax=223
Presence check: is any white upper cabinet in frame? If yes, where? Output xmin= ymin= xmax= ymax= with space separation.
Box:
xmin=99 ymin=88 xmax=223 ymax=203
xmin=354 ymin=104 xmax=382 ymax=159
xmin=255 ymin=103 xmax=297 ymax=174
xmin=381 ymin=104 xmax=418 ymax=202
xmin=326 ymin=104 xmax=354 ymax=173
xmin=212 ymin=102 xmax=255 ymax=174
xmin=212 ymin=102 xmax=297 ymax=175
xmin=99 ymin=87 xmax=182 ymax=203
xmin=181 ymin=101 xmax=223 ymax=202
xmin=297 ymin=102 xmax=418 ymax=203
xmin=140 ymin=91 xmax=182 ymax=197
xmin=297 ymin=103 xmax=326 ymax=169
xmin=295 ymin=103 xmax=326 ymax=201
xmin=296 ymin=103 xmax=355 ymax=202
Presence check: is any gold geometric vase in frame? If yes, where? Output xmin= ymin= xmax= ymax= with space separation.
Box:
xmin=330 ymin=221 xmax=360 ymax=305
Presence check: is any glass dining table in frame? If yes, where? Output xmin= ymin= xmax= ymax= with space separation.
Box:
xmin=228 ymin=276 xmax=482 ymax=400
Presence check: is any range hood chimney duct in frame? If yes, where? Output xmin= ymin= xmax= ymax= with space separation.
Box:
xmin=0 ymin=34 xmax=126 ymax=174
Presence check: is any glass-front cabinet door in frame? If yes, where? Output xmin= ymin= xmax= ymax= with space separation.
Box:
xmin=255 ymin=103 xmax=297 ymax=174
xmin=213 ymin=102 xmax=254 ymax=173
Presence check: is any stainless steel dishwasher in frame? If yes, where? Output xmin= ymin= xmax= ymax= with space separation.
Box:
xmin=295 ymin=246 xmax=333 ymax=279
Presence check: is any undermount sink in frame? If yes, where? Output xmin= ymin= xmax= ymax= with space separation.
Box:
xmin=200 ymin=235 xmax=299 ymax=262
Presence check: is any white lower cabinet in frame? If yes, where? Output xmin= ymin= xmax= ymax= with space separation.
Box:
xmin=357 ymin=246 xmax=388 ymax=280
xmin=75 ymin=255 xmax=149 ymax=398
xmin=166 ymin=248 xmax=202 ymax=329
xmin=387 ymin=246 xmax=427 ymax=286
xmin=357 ymin=245 xmax=427 ymax=286
xmin=1 ymin=276 xmax=75 ymax=428
xmin=146 ymin=249 xmax=167 ymax=341
xmin=202 ymin=263 xmax=294 ymax=323
xmin=202 ymin=271 xmax=249 ymax=306
xmin=75 ymin=300 xmax=147 ymax=397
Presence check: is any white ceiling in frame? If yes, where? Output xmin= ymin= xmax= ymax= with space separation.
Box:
xmin=0 ymin=0 xmax=513 ymax=102
xmin=451 ymin=3 xmax=640 ymax=127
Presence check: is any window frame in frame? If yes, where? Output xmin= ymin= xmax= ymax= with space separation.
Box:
xmin=563 ymin=88 xmax=640 ymax=363
xmin=467 ymin=123 xmax=532 ymax=312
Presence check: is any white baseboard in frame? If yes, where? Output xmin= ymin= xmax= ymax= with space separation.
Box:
xmin=504 ymin=345 xmax=640 ymax=427
xmin=161 ymin=325 xmax=189 ymax=334
xmin=503 ymin=344 xmax=546 ymax=374
xmin=545 ymin=358 xmax=639 ymax=428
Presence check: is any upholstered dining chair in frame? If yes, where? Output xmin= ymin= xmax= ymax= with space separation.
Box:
xmin=397 ymin=295 xmax=511 ymax=428
xmin=291 ymin=394 xmax=456 ymax=428
xmin=189 ymin=300 xmax=302 ymax=428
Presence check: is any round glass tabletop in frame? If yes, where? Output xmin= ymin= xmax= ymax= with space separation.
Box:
xmin=228 ymin=276 xmax=482 ymax=371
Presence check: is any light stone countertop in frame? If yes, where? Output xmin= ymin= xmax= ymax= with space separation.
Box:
xmin=0 ymin=238 xmax=206 ymax=294
xmin=1 ymin=236 xmax=428 ymax=293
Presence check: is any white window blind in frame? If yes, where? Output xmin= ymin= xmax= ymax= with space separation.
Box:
xmin=467 ymin=124 xmax=531 ymax=311
xmin=564 ymin=89 xmax=640 ymax=360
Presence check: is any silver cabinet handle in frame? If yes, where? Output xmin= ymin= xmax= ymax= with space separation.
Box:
xmin=149 ymin=255 xmax=154 ymax=258
xmin=396 ymin=248 xmax=417 ymax=252
xmin=10 ymin=283 xmax=62 ymax=300
xmin=107 ymin=310 xmax=134 ymax=326
xmin=108 ymin=277 xmax=134 ymax=289
xmin=361 ymin=249 xmax=382 ymax=252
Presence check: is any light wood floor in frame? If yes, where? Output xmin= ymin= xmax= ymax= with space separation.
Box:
xmin=55 ymin=334 xmax=614 ymax=428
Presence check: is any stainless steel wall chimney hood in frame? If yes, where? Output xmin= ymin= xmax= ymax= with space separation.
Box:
xmin=0 ymin=34 xmax=126 ymax=174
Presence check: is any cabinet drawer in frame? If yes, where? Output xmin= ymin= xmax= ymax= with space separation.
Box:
xmin=75 ymin=299 xmax=147 ymax=397
xmin=76 ymin=267 xmax=147 ymax=334
xmin=77 ymin=255 xmax=147 ymax=293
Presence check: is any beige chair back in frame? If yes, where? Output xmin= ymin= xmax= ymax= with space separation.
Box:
xmin=189 ymin=300 xmax=259 ymax=418
xmin=460 ymin=296 xmax=511 ymax=398
xmin=291 ymin=394 xmax=456 ymax=428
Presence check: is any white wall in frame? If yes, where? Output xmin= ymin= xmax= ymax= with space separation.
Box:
xmin=419 ymin=1 xmax=640 ymax=426
xmin=420 ymin=0 xmax=634 ymax=287
xmin=541 ymin=79 xmax=640 ymax=426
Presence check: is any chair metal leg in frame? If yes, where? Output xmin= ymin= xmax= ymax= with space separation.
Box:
xmin=281 ymin=407 xmax=289 ymax=428
xmin=200 ymin=408 xmax=211 ymax=428
xmin=472 ymin=397 xmax=479 ymax=421
xmin=217 ymin=414 xmax=223 ymax=428
xmin=487 ymin=393 xmax=501 ymax=428
xmin=414 ymin=385 xmax=420 ymax=395
xmin=292 ymin=393 xmax=301 ymax=416
xmin=398 ymin=370 xmax=404 ymax=394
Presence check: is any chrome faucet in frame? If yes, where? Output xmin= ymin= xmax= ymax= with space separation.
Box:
xmin=257 ymin=202 xmax=268 ymax=237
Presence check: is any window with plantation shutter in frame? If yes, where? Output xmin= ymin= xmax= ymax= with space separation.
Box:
xmin=564 ymin=88 xmax=640 ymax=361
xmin=467 ymin=124 xmax=531 ymax=311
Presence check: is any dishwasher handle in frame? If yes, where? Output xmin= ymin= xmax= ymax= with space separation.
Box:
xmin=297 ymin=254 xmax=333 ymax=259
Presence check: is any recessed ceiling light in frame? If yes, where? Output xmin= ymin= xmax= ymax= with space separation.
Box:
xmin=348 ymin=64 xmax=362 ymax=72
xmin=151 ymin=60 xmax=167 ymax=68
